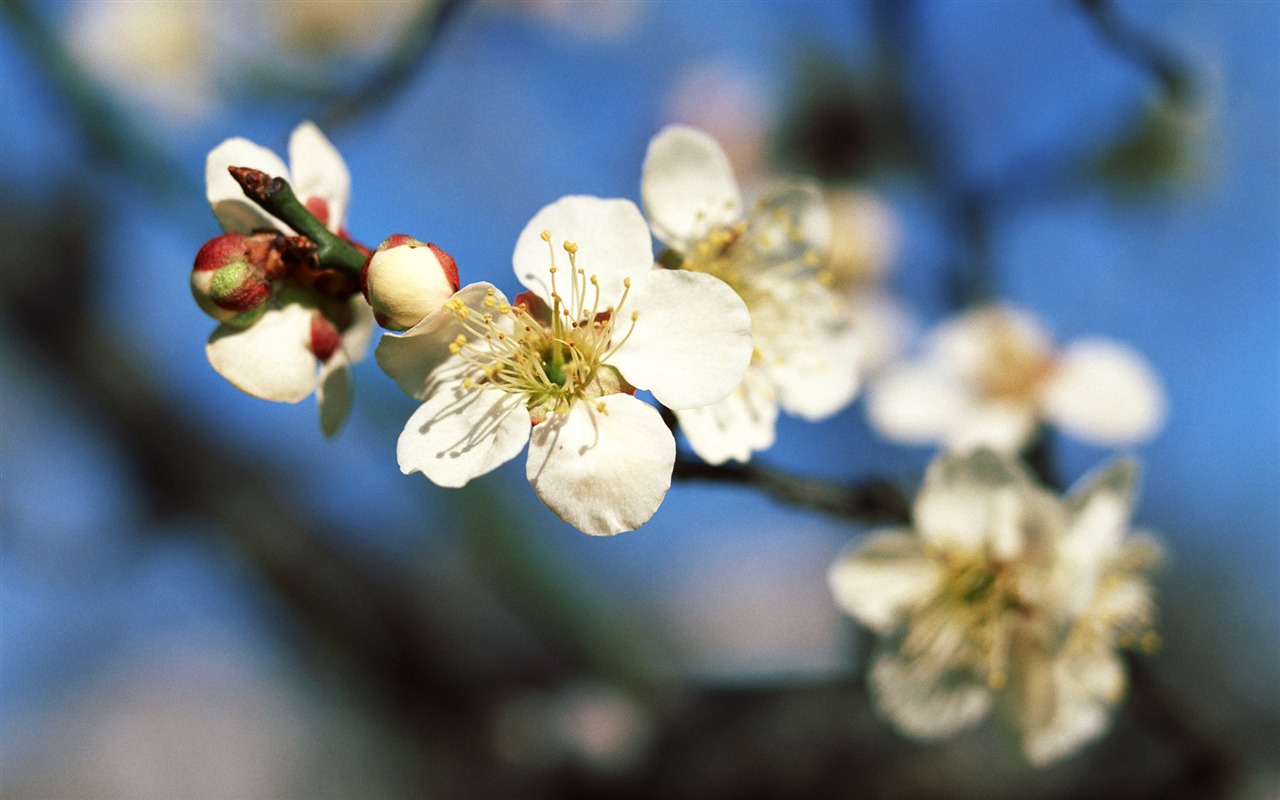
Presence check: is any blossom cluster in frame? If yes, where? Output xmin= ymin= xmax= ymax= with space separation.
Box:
xmin=829 ymin=449 xmax=1162 ymax=764
xmin=189 ymin=120 xmax=1167 ymax=764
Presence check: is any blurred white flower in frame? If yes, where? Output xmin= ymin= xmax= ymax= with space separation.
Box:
xmin=642 ymin=125 xmax=861 ymax=465
xmin=67 ymin=0 xmax=227 ymax=123
xmin=825 ymin=187 xmax=913 ymax=375
xmin=203 ymin=122 xmax=374 ymax=436
xmin=377 ymin=195 xmax=752 ymax=535
xmin=867 ymin=304 xmax=1165 ymax=453
xmin=828 ymin=449 xmax=1162 ymax=764
xmin=264 ymin=0 xmax=435 ymax=63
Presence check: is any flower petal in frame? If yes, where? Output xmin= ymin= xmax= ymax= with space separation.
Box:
xmin=913 ymin=449 xmax=1037 ymax=552
xmin=866 ymin=364 xmax=967 ymax=445
xmin=205 ymin=304 xmax=317 ymax=402
xmin=1041 ymin=338 xmax=1165 ymax=445
xmin=641 ymin=124 xmax=744 ymax=250
xmin=1006 ymin=641 xmax=1116 ymax=766
xmin=607 ymin=269 xmax=753 ymax=409
xmin=869 ymin=645 xmax=992 ymax=740
xmin=754 ymin=287 xmax=861 ymax=420
xmin=317 ymin=357 xmax=353 ymax=437
xmin=930 ymin=305 xmax=1052 ymax=383
xmin=674 ymin=367 xmax=778 ymax=464
xmin=288 ymin=121 xmax=351 ymax=233
xmin=513 ymin=196 xmax=654 ymax=303
xmin=944 ymin=401 xmax=1038 ymax=454
xmin=526 ymin=393 xmax=675 ymax=535
xmin=339 ymin=296 xmax=376 ymax=366
xmin=375 ymin=283 xmax=504 ymax=400
xmin=205 ymin=137 xmax=292 ymax=234
xmin=747 ymin=179 xmax=831 ymax=259
xmin=828 ymin=530 xmax=943 ymax=634
xmin=397 ymin=381 xmax=532 ymax=488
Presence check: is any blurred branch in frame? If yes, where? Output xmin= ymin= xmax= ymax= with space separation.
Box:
xmin=673 ymin=457 xmax=911 ymax=526
xmin=318 ymin=0 xmax=468 ymax=128
xmin=0 ymin=0 xmax=187 ymax=199
xmin=1076 ymin=0 xmax=1194 ymax=105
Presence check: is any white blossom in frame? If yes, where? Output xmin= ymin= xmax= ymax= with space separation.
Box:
xmin=828 ymin=449 xmax=1162 ymax=764
xmin=867 ymin=304 xmax=1165 ymax=453
xmin=641 ymin=125 xmax=861 ymax=465
xmin=377 ymin=196 xmax=753 ymax=535
xmin=202 ymin=122 xmax=373 ymax=436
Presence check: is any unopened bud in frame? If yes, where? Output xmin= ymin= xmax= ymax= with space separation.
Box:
xmin=362 ymin=234 xmax=460 ymax=330
xmin=191 ymin=232 xmax=272 ymax=327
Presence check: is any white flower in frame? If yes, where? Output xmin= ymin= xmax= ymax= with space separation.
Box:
xmin=203 ymin=122 xmax=374 ymax=436
xmin=825 ymin=188 xmax=914 ymax=375
xmin=376 ymin=196 xmax=753 ymax=535
xmin=867 ymin=304 xmax=1165 ymax=453
xmin=828 ymin=449 xmax=1162 ymax=764
xmin=641 ymin=125 xmax=861 ymax=465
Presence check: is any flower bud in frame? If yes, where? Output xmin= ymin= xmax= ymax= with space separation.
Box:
xmin=362 ymin=234 xmax=460 ymax=330
xmin=191 ymin=232 xmax=273 ymax=327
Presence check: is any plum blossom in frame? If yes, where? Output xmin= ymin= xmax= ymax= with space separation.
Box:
xmin=202 ymin=122 xmax=374 ymax=436
xmin=828 ymin=449 xmax=1162 ymax=764
xmin=376 ymin=196 xmax=753 ymax=535
xmin=867 ymin=304 xmax=1165 ymax=453
xmin=641 ymin=125 xmax=861 ymax=465
xmin=825 ymin=187 xmax=914 ymax=375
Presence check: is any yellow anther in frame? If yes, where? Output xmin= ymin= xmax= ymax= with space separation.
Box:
xmin=483 ymin=296 xmax=496 ymax=308
xmin=462 ymin=377 xmax=474 ymax=389
xmin=623 ymin=277 xmax=631 ymax=288
xmin=498 ymin=303 xmax=511 ymax=314
xmin=596 ymin=401 xmax=607 ymax=413
xmin=563 ymin=241 xmax=579 ymax=254
xmin=540 ymin=229 xmax=551 ymax=242
xmin=630 ymin=310 xmax=639 ymax=320
xmin=448 ymin=343 xmax=461 ymax=354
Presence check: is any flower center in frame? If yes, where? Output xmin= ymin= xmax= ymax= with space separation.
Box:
xmin=446 ymin=232 xmax=638 ymax=416
xmin=976 ymin=318 xmax=1055 ymax=403
xmin=905 ymin=548 xmax=1025 ymax=690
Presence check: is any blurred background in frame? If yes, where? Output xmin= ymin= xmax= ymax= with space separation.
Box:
xmin=1 ymin=0 xmax=1276 ymax=797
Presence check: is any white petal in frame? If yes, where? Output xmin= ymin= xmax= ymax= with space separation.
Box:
xmin=398 ymin=383 xmax=531 ymax=488
xmin=1041 ymin=338 xmax=1165 ymax=445
xmin=205 ymin=305 xmax=316 ymax=402
xmin=846 ymin=290 xmax=914 ymax=375
xmin=288 ymin=121 xmax=351 ymax=233
xmin=513 ymin=196 xmax=654 ymax=303
xmin=913 ymin=449 xmax=1036 ymax=552
xmin=944 ymin=401 xmax=1038 ymax=454
xmin=747 ymin=179 xmax=831 ymax=258
xmin=869 ymin=646 xmax=992 ymax=740
xmin=339 ymin=296 xmax=376 ymax=366
xmin=1009 ymin=643 xmax=1116 ymax=766
xmin=673 ymin=367 xmax=778 ymax=465
xmin=754 ymin=289 xmax=861 ymax=420
xmin=828 ymin=530 xmax=943 ymax=634
xmin=526 ymin=394 xmax=675 ymax=536
xmin=641 ymin=125 xmax=743 ymax=251
xmin=609 ymin=269 xmax=753 ymax=409
xmin=317 ymin=357 xmax=353 ymax=437
xmin=866 ymin=364 xmax=967 ymax=445
xmin=205 ymin=137 xmax=292 ymax=234
xmin=930 ymin=305 xmax=1051 ymax=383
xmin=375 ymin=283 xmax=504 ymax=400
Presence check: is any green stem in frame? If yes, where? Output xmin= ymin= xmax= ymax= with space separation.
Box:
xmin=229 ymin=167 xmax=369 ymax=277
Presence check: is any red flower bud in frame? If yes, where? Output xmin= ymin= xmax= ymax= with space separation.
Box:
xmin=191 ymin=232 xmax=272 ymax=327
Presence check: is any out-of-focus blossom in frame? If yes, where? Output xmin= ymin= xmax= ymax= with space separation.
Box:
xmin=202 ymin=122 xmax=374 ymax=436
xmin=867 ymin=304 xmax=1165 ymax=453
xmin=491 ymin=0 xmax=647 ymax=41
xmin=825 ymin=187 xmax=913 ymax=374
xmin=67 ymin=0 xmax=228 ymax=123
xmin=828 ymin=449 xmax=1162 ymax=765
xmin=664 ymin=63 xmax=773 ymax=185
xmin=264 ymin=0 xmax=435 ymax=63
xmin=377 ymin=195 xmax=752 ymax=535
xmin=641 ymin=125 xmax=861 ymax=465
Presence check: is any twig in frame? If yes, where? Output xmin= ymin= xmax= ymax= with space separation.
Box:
xmin=672 ymin=457 xmax=911 ymax=525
